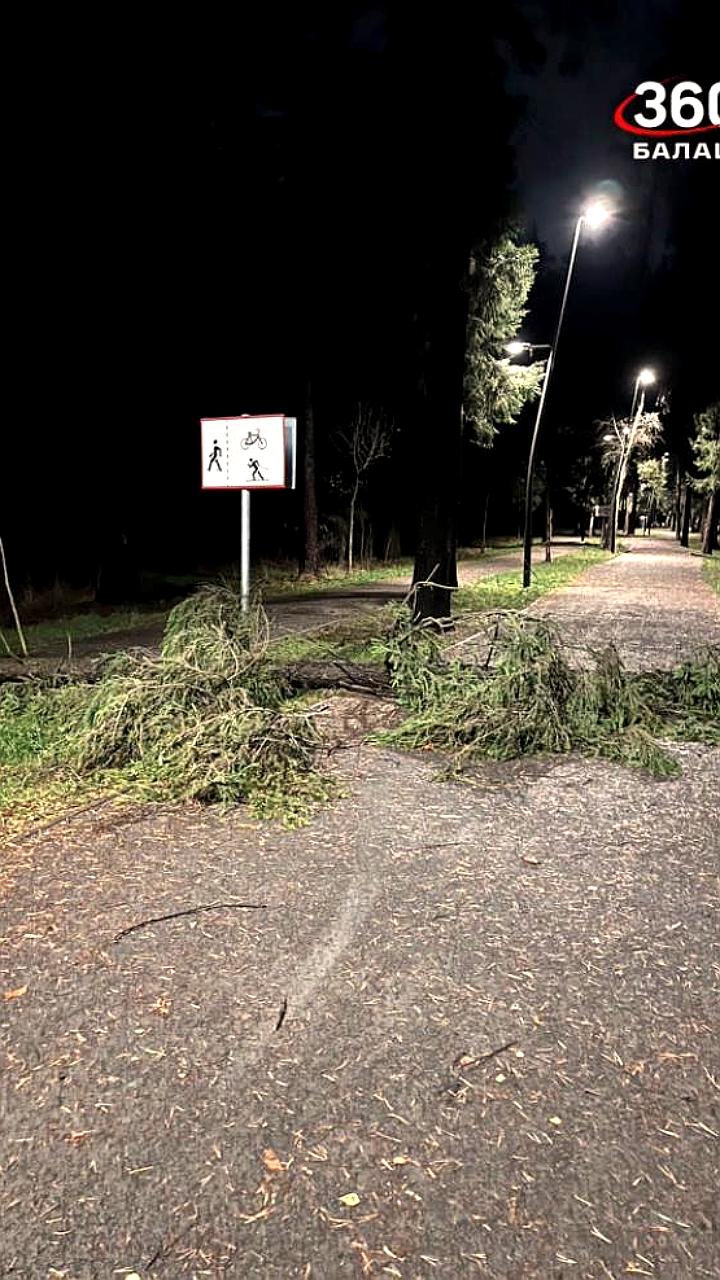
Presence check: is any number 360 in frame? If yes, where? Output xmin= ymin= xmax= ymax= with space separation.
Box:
xmin=634 ymin=81 xmax=720 ymax=129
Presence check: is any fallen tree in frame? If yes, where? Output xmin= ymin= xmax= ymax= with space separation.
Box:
xmin=2 ymin=590 xmax=717 ymax=832
xmin=378 ymin=612 xmax=719 ymax=776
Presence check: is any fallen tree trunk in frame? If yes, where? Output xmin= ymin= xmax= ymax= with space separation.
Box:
xmin=283 ymin=659 xmax=391 ymax=695
xmin=0 ymin=656 xmax=393 ymax=696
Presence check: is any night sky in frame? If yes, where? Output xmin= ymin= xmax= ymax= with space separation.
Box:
xmin=3 ymin=1 xmax=718 ymax=588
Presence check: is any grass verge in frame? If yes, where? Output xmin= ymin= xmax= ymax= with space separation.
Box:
xmin=256 ymin=541 xmax=547 ymax=596
xmin=454 ymin=546 xmax=609 ymax=612
xmin=702 ymin=555 xmax=719 ymax=595
xmin=1 ymin=609 xmax=168 ymax=657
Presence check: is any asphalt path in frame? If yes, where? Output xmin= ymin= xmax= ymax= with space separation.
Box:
xmin=1 ymin=539 xmax=718 ymax=1278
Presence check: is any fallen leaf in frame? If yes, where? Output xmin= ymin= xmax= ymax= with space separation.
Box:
xmin=548 ymin=1116 xmax=562 ymax=1126
xmin=64 ymin=1130 xmax=92 ymax=1146
xmin=338 ymin=1192 xmax=361 ymax=1207
xmin=453 ymin=1053 xmax=477 ymax=1070
xmin=262 ymin=1147 xmax=286 ymax=1174
xmin=521 ymin=855 xmax=541 ymax=866
xmin=392 ymin=1155 xmax=411 ymax=1166
xmin=3 ymin=986 xmax=28 ymax=1001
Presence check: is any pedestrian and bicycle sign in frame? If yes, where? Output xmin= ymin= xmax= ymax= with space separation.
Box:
xmin=200 ymin=413 xmax=298 ymax=612
xmin=200 ymin=414 xmax=297 ymax=490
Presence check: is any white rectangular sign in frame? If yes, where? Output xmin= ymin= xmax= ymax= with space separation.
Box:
xmin=201 ymin=415 xmax=293 ymax=490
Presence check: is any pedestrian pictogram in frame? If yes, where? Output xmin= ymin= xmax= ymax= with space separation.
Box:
xmin=207 ymin=440 xmax=223 ymax=472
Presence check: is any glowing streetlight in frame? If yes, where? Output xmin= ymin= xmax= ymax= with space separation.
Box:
xmin=505 ymin=340 xmax=552 ymax=357
xmin=583 ymin=201 xmax=612 ymax=229
xmin=629 ymin=367 xmax=656 ymax=420
xmin=520 ymin=198 xmax=613 ymax=588
xmin=607 ymin=366 xmax=659 ymax=552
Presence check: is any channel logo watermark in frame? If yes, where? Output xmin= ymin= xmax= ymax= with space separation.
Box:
xmin=614 ymin=78 xmax=719 ymax=161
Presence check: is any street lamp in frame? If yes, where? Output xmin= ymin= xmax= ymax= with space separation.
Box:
xmin=505 ymin=341 xmax=551 ymax=357
xmin=516 ymin=199 xmax=612 ymax=589
xmin=606 ymin=368 xmax=657 ymax=552
xmin=629 ymin=367 xmax=656 ymax=421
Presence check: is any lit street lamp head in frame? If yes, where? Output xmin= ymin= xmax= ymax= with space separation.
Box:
xmin=583 ymin=201 xmax=611 ymax=229
xmin=505 ymin=340 xmax=551 ymax=357
xmin=638 ymin=368 xmax=656 ymax=386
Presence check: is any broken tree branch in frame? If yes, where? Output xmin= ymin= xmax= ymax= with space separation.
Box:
xmin=113 ymin=900 xmax=268 ymax=943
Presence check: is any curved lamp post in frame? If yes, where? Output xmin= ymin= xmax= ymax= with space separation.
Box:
xmin=512 ymin=200 xmax=612 ymax=589
xmin=605 ymin=367 xmax=656 ymax=551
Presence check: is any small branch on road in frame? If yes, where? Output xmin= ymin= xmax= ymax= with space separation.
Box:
xmin=275 ymin=997 xmax=288 ymax=1030
xmin=439 ymin=1041 xmax=519 ymax=1094
xmin=113 ymin=900 xmax=267 ymax=944
xmin=452 ymin=1040 xmax=518 ymax=1070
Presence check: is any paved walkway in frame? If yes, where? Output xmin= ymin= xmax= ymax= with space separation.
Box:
xmin=529 ymin=536 xmax=719 ymax=668
xmin=1 ymin=540 xmax=718 ymax=1277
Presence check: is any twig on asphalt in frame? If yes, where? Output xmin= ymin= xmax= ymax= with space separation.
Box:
xmin=452 ymin=1040 xmax=518 ymax=1069
xmin=439 ymin=1041 xmax=519 ymax=1094
xmin=5 ymin=793 xmax=122 ymax=846
xmin=275 ymin=997 xmax=288 ymax=1030
xmin=113 ymin=900 xmax=267 ymax=943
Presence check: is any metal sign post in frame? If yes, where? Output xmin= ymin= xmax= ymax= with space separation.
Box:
xmin=200 ymin=414 xmax=297 ymax=613
xmin=241 ymin=488 xmax=251 ymax=612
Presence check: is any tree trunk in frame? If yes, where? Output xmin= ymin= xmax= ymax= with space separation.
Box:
xmin=301 ymin=380 xmax=320 ymax=577
xmin=674 ymin=467 xmax=682 ymax=539
xmin=347 ymin=482 xmax=359 ymax=573
xmin=480 ymin=491 xmax=489 ymax=553
xmin=680 ymin=482 xmax=692 ymax=548
xmin=544 ymin=481 xmax=552 ymax=563
xmin=284 ymin=659 xmax=391 ymax=694
xmin=604 ymin=463 xmax=621 ymax=552
xmin=625 ymin=479 xmax=639 ymax=535
xmin=411 ymin=259 xmax=468 ymax=625
xmin=702 ymin=488 xmax=719 ymax=555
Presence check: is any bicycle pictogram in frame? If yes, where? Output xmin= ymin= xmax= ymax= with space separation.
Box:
xmin=240 ymin=429 xmax=267 ymax=450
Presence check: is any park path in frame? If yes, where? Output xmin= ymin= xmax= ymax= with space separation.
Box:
xmin=0 ymin=542 xmax=583 ymax=673
xmin=264 ymin=541 xmax=583 ymax=637
xmin=529 ymin=534 xmax=720 ymax=667
xmin=1 ymin=539 xmax=718 ymax=1278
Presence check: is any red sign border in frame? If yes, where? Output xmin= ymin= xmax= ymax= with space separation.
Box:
xmin=200 ymin=414 xmax=291 ymax=492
